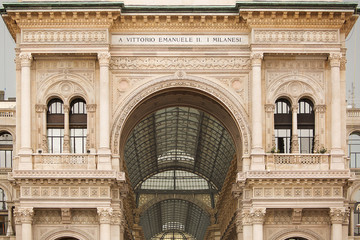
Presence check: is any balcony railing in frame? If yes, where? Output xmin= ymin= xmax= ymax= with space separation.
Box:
xmin=347 ymin=108 xmax=360 ymax=118
xmin=266 ymin=153 xmax=330 ymax=170
xmin=34 ymin=154 xmax=96 ymax=170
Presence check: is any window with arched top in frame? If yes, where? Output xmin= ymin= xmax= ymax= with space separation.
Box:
xmin=349 ymin=133 xmax=360 ymax=168
xmin=274 ymin=99 xmax=292 ymax=153
xmin=0 ymin=188 xmax=7 ymax=236
xmin=47 ymin=98 xmax=64 ymax=153
xmin=70 ymin=99 xmax=87 ymax=153
xmin=0 ymin=132 xmax=12 ymax=168
xmin=297 ymin=99 xmax=315 ymax=153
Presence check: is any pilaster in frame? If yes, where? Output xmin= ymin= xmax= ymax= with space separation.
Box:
xmin=98 ymin=207 xmax=113 ymax=240
xmin=14 ymin=207 xmax=34 ymax=240
xmin=251 ymin=207 xmax=266 ymax=240
xmin=330 ymin=207 xmax=345 ymax=240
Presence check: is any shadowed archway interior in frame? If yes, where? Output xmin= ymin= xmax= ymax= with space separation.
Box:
xmin=124 ymin=106 xmax=236 ymax=239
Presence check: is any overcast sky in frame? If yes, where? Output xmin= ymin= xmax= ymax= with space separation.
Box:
xmin=0 ymin=0 xmax=360 ymax=106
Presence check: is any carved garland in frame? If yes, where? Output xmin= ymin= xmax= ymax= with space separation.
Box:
xmin=110 ymin=74 xmax=251 ymax=156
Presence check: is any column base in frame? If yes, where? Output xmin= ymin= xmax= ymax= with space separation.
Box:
xmin=18 ymin=149 xmax=33 ymax=170
xmin=330 ymin=148 xmax=345 ymax=170
xmin=250 ymin=148 xmax=265 ymax=171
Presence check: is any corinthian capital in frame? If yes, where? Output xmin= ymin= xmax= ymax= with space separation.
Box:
xmin=97 ymin=207 xmax=113 ymax=224
xmin=14 ymin=207 xmax=34 ymax=224
xmin=330 ymin=207 xmax=345 ymax=224
xmin=250 ymin=207 xmax=266 ymax=224
xmin=19 ymin=52 xmax=33 ymax=67
xmin=98 ymin=52 xmax=111 ymax=67
xmin=329 ymin=53 xmax=342 ymax=67
xmin=250 ymin=52 xmax=263 ymax=66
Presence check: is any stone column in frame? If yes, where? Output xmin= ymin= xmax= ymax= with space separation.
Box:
xmin=63 ymin=104 xmax=70 ymax=153
xmin=97 ymin=207 xmax=113 ymax=240
xmin=242 ymin=209 xmax=252 ymax=240
xmin=251 ymin=207 xmax=266 ymax=240
xmin=291 ymin=106 xmax=299 ymax=153
xmin=329 ymin=53 xmax=343 ymax=152
xmin=6 ymin=205 xmax=14 ymax=236
xmin=265 ymin=104 xmax=275 ymax=152
xmin=250 ymin=53 xmax=265 ymax=170
xmin=111 ymin=210 xmax=124 ymax=240
xmin=86 ymin=104 xmax=96 ymax=153
xmin=14 ymin=207 xmax=34 ymax=240
xmin=314 ymin=105 xmax=326 ymax=153
xmin=350 ymin=205 xmax=355 ymax=237
xmin=98 ymin=52 xmax=112 ymax=170
xmin=19 ymin=53 xmax=33 ymax=170
xmin=330 ymin=207 xmax=345 ymax=240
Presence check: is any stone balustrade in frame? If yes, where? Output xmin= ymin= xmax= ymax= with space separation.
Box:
xmin=34 ymin=154 xmax=96 ymax=170
xmin=347 ymin=108 xmax=360 ymax=126
xmin=0 ymin=109 xmax=15 ymax=118
xmin=266 ymin=153 xmax=330 ymax=170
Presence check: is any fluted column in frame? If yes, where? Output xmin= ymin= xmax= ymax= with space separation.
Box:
xmin=14 ymin=207 xmax=33 ymax=240
xmin=63 ymin=104 xmax=70 ymax=153
xmin=251 ymin=207 xmax=266 ymax=240
xmin=19 ymin=53 xmax=33 ymax=170
xmin=98 ymin=207 xmax=113 ymax=240
xmin=242 ymin=209 xmax=252 ymax=240
xmin=98 ymin=52 xmax=112 ymax=170
xmin=350 ymin=205 xmax=355 ymax=237
xmin=291 ymin=106 xmax=299 ymax=153
xmin=6 ymin=205 xmax=14 ymax=236
xmin=86 ymin=104 xmax=96 ymax=153
xmin=250 ymin=52 xmax=265 ymax=170
xmin=330 ymin=207 xmax=345 ymax=240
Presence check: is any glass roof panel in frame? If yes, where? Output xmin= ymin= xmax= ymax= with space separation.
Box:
xmin=140 ymin=170 xmax=211 ymax=191
xmin=140 ymin=199 xmax=210 ymax=240
xmin=124 ymin=106 xmax=236 ymax=190
xmin=152 ymin=231 xmax=196 ymax=240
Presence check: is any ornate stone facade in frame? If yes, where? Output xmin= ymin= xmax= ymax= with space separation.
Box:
xmin=0 ymin=0 xmax=359 ymax=240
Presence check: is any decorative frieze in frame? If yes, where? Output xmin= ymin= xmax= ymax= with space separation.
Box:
xmin=21 ymin=186 xmax=110 ymax=199
xmin=252 ymin=186 xmax=342 ymax=199
xmin=265 ymin=209 xmax=330 ymax=225
xmin=237 ymin=170 xmax=351 ymax=180
xmin=109 ymin=57 xmax=251 ymax=70
xmin=253 ymin=30 xmax=339 ymax=44
xmin=33 ymin=209 xmax=62 ymax=224
xmin=72 ymin=209 xmax=98 ymax=224
xmin=22 ymin=30 xmax=108 ymax=44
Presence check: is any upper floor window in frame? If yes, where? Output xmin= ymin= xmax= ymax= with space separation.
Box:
xmin=297 ymin=99 xmax=315 ymax=153
xmin=47 ymin=98 xmax=64 ymax=153
xmin=349 ymin=133 xmax=360 ymax=168
xmin=0 ymin=132 xmax=12 ymax=168
xmin=70 ymin=99 xmax=87 ymax=153
xmin=274 ymin=99 xmax=292 ymax=153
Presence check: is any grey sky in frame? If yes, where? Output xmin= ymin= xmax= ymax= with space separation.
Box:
xmin=0 ymin=0 xmax=360 ymax=106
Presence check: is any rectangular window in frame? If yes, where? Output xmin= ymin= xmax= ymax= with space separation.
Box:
xmin=0 ymin=150 xmax=12 ymax=168
xmin=298 ymin=129 xmax=314 ymax=153
xmin=70 ymin=128 xmax=87 ymax=153
xmin=47 ymin=128 xmax=64 ymax=153
xmin=275 ymin=129 xmax=291 ymax=153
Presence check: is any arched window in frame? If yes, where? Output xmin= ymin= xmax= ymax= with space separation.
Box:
xmin=0 ymin=188 xmax=7 ymax=235
xmin=47 ymin=98 xmax=64 ymax=153
xmin=0 ymin=132 xmax=12 ymax=168
xmin=297 ymin=99 xmax=315 ymax=153
xmin=349 ymin=133 xmax=360 ymax=168
xmin=70 ymin=99 xmax=87 ymax=153
xmin=274 ymin=99 xmax=292 ymax=153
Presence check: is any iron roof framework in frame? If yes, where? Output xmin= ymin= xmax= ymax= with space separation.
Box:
xmin=124 ymin=107 xmax=236 ymax=239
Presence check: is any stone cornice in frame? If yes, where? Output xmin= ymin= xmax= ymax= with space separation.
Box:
xmin=240 ymin=10 xmax=356 ymax=37
xmin=237 ymin=170 xmax=351 ymax=181
xmin=9 ymin=170 xmax=126 ymax=181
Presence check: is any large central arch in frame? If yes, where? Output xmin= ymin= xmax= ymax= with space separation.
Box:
xmin=110 ymin=74 xmax=251 ymax=159
xmin=112 ymin=75 xmax=249 ymax=239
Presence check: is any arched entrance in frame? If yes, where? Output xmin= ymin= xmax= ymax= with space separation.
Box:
xmin=119 ymin=88 xmax=244 ymax=239
xmin=55 ymin=238 xmax=79 ymax=240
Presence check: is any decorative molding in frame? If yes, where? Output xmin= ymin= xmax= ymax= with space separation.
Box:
xmin=269 ymin=227 xmax=326 ymax=240
xmin=292 ymin=208 xmax=302 ymax=224
xmin=71 ymin=209 xmax=98 ymax=225
xmin=111 ymin=15 xmax=247 ymax=32
xmin=61 ymin=208 xmax=71 ymax=224
xmin=14 ymin=207 xmax=34 ymax=224
xmin=109 ymin=57 xmax=251 ymax=70
xmin=241 ymin=209 xmax=252 ymax=226
xmin=329 ymin=52 xmax=342 ymax=67
xmin=20 ymin=186 xmax=110 ymax=199
xmin=22 ymin=30 xmax=108 ymax=44
xmin=250 ymin=52 xmax=263 ymax=66
xmin=237 ymin=170 xmax=351 ymax=180
xmin=33 ymin=209 xmax=62 ymax=224
xmin=253 ymin=29 xmax=339 ymax=44
xmin=251 ymin=186 xmax=342 ymax=198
